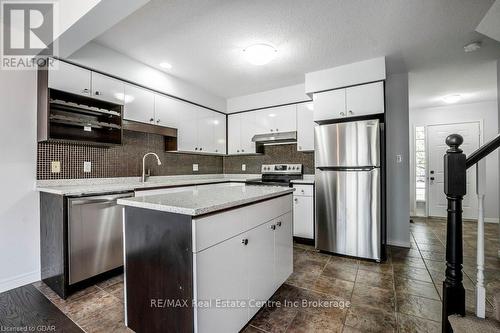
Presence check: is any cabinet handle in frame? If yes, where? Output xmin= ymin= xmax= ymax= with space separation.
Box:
xmin=94 ymin=91 xmax=101 ymax=96
xmin=301 ymin=189 xmax=305 ymax=193
xmin=195 ymin=147 xmax=198 ymax=151
xmin=241 ymin=238 xmax=248 ymax=245
xmin=237 ymin=150 xmax=240 ymax=153
xmin=340 ymin=112 xmax=345 ymax=117
xmin=276 ymin=221 xmax=282 ymax=227
xmin=270 ymin=129 xmax=274 ymax=132
xmin=276 ymin=128 xmax=279 ymax=131
xmin=349 ymin=110 xmax=354 ymax=115
xmin=294 ymin=198 xmax=298 ymax=202
xmin=157 ymin=119 xmax=161 ymax=123
xmin=215 ymin=149 xmax=218 ymax=152
xmin=241 ymin=149 xmax=245 ymax=152
xmin=150 ymin=118 xmax=154 ymax=122
xmin=82 ymin=88 xmax=90 ymax=94
xmin=200 ymin=147 xmax=203 ymax=151
xmin=270 ymin=224 xmax=276 ymax=230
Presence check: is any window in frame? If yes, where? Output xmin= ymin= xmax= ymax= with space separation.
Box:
xmin=415 ymin=126 xmax=426 ymax=202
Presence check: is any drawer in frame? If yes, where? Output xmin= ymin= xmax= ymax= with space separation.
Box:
xmin=192 ymin=194 xmax=292 ymax=252
xmin=293 ymin=184 xmax=313 ymax=197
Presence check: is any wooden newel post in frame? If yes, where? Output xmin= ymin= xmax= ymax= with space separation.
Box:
xmin=442 ymin=134 xmax=466 ymax=333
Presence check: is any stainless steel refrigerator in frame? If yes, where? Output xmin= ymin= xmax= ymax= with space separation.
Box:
xmin=315 ymin=119 xmax=383 ymax=261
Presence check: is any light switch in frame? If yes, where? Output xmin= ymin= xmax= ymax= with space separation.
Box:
xmin=242 ymin=164 xmax=246 ymax=171
xmin=396 ymin=155 xmax=403 ymax=163
xmin=193 ymin=164 xmax=199 ymax=172
xmin=84 ymin=161 xmax=92 ymax=173
xmin=51 ymin=161 xmax=61 ymax=173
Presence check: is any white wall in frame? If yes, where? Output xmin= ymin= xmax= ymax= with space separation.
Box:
xmin=226 ymin=83 xmax=310 ymax=112
xmin=0 ymin=70 xmax=39 ymax=292
xmin=409 ymin=101 xmax=499 ymax=221
xmin=386 ymin=73 xmax=411 ymax=247
xmin=69 ymin=42 xmax=226 ymax=112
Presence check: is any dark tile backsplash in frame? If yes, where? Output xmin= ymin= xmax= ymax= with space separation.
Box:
xmin=37 ymin=131 xmax=223 ymax=180
xmin=223 ymin=144 xmax=314 ymax=174
xmin=37 ymin=133 xmax=314 ymax=180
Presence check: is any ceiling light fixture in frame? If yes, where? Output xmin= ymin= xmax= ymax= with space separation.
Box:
xmin=243 ymin=43 xmax=278 ymax=66
xmin=160 ymin=62 xmax=172 ymax=69
xmin=464 ymin=41 xmax=481 ymax=53
xmin=442 ymin=94 xmax=462 ymax=104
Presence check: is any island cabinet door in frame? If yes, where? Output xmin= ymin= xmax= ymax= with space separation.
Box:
xmin=247 ymin=220 xmax=277 ymax=318
xmin=194 ymin=233 xmax=249 ymax=333
xmin=274 ymin=212 xmax=293 ymax=289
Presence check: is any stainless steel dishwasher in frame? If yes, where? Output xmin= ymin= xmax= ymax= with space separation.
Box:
xmin=68 ymin=192 xmax=134 ymax=284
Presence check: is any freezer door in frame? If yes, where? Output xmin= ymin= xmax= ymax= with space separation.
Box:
xmin=315 ymin=168 xmax=381 ymax=260
xmin=315 ymin=119 xmax=380 ymax=167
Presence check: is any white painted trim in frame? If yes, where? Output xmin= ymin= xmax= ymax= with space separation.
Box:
xmin=387 ymin=240 xmax=411 ymax=248
xmin=0 ymin=270 xmax=40 ymax=293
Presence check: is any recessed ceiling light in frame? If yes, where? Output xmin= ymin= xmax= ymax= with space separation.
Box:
xmin=442 ymin=94 xmax=462 ymax=104
xmin=464 ymin=41 xmax=481 ymax=53
xmin=243 ymin=43 xmax=277 ymax=66
xmin=160 ymin=62 xmax=172 ymax=69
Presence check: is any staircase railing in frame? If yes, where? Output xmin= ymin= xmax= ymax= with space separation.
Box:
xmin=442 ymin=133 xmax=500 ymax=333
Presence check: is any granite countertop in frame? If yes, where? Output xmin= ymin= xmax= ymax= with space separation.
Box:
xmin=117 ymin=184 xmax=294 ymax=216
xmin=36 ymin=174 xmax=260 ymax=196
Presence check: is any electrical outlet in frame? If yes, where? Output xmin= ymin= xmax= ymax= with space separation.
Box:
xmin=84 ymin=161 xmax=92 ymax=173
xmin=242 ymin=164 xmax=246 ymax=171
xmin=193 ymin=164 xmax=199 ymax=172
xmin=51 ymin=161 xmax=61 ymax=173
xmin=396 ymin=155 xmax=403 ymax=163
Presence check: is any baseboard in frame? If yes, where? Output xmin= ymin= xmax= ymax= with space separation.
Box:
xmin=0 ymin=270 xmax=40 ymax=293
xmin=485 ymin=218 xmax=499 ymax=223
xmin=387 ymin=240 xmax=411 ymax=248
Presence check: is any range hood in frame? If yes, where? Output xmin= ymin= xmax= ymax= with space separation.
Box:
xmin=251 ymin=131 xmax=297 ymax=144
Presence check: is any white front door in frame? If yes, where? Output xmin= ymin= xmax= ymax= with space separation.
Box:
xmin=427 ymin=122 xmax=480 ymax=219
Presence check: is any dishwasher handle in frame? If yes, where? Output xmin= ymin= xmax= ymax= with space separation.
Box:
xmin=70 ymin=192 xmax=134 ymax=205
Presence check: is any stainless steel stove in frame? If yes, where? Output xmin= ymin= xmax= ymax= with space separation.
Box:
xmin=246 ymin=164 xmax=303 ymax=187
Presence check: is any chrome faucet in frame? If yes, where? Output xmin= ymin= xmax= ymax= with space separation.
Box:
xmin=142 ymin=152 xmax=162 ymax=182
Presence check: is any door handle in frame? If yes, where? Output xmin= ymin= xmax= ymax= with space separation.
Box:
xmin=430 ymin=177 xmax=435 ymax=184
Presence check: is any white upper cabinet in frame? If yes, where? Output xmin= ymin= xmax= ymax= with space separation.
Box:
xmin=313 ymin=82 xmax=384 ymax=121
xmin=313 ymin=88 xmax=346 ymax=121
xmin=91 ymin=72 xmax=125 ymax=105
xmin=239 ymin=112 xmax=256 ymax=154
xmin=154 ymin=94 xmax=182 ymax=128
xmin=345 ymin=81 xmax=384 ymax=117
xmin=255 ymin=105 xmax=296 ymax=133
xmin=197 ymin=107 xmax=215 ymax=153
xmin=123 ymin=84 xmax=155 ymax=124
xmin=228 ymin=112 xmax=256 ymax=155
xmin=213 ymin=112 xmax=227 ymax=154
xmin=228 ymin=115 xmax=241 ymax=155
xmin=48 ymin=60 xmax=91 ymax=97
xmin=296 ymin=102 xmax=315 ymax=151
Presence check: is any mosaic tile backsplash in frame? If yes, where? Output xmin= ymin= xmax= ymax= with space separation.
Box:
xmin=223 ymin=144 xmax=314 ymax=174
xmin=37 ymin=131 xmax=223 ymax=179
xmin=37 ymin=132 xmax=315 ymax=180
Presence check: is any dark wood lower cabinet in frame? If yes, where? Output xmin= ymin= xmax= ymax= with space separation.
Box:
xmin=124 ymin=207 xmax=194 ymax=333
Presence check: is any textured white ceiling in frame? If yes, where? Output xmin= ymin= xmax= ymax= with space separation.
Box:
xmin=94 ymin=0 xmax=500 ymax=98
xmin=409 ymin=61 xmax=497 ymax=109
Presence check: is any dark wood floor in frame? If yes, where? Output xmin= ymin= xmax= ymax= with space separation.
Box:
xmin=0 ymin=284 xmax=83 ymax=332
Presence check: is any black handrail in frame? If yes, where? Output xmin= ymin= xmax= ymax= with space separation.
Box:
xmin=466 ymin=133 xmax=500 ymax=169
xmin=442 ymin=133 xmax=500 ymax=333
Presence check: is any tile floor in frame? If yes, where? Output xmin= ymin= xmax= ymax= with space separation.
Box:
xmin=32 ymin=217 xmax=500 ymax=333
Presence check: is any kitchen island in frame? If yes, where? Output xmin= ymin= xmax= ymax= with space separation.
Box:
xmin=117 ymin=184 xmax=294 ymax=333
